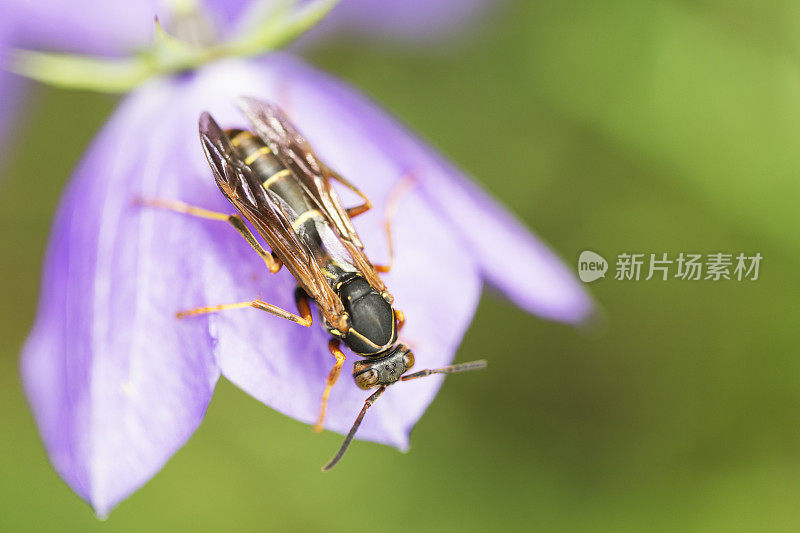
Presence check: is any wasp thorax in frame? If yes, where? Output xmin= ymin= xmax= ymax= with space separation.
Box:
xmin=352 ymin=344 xmax=413 ymax=390
xmin=337 ymin=275 xmax=397 ymax=356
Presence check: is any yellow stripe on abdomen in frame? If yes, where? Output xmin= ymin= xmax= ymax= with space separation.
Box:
xmin=230 ymin=130 xmax=255 ymax=147
xmin=244 ymin=146 xmax=273 ymax=165
xmin=262 ymin=168 xmax=292 ymax=189
xmin=291 ymin=209 xmax=323 ymax=230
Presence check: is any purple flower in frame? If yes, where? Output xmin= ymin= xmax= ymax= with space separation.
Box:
xmin=14 ymin=0 xmax=591 ymax=518
xmin=3 ymin=0 xmax=285 ymax=55
xmin=23 ymin=53 xmax=591 ymax=516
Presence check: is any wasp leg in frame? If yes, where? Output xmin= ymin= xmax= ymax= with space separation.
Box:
xmin=328 ymin=168 xmax=372 ymax=218
xmin=140 ymin=197 xmax=282 ymax=273
xmin=313 ymin=339 xmax=347 ymax=433
xmin=177 ymin=288 xmax=313 ymax=327
xmin=395 ymin=309 xmax=406 ymax=332
xmin=374 ymin=175 xmax=416 ymax=273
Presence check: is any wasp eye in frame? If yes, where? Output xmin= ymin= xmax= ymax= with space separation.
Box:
xmin=403 ymin=351 xmax=415 ymax=371
xmin=355 ymin=368 xmax=379 ymax=390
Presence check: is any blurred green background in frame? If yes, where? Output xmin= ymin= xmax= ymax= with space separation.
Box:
xmin=2 ymin=0 xmax=800 ymax=530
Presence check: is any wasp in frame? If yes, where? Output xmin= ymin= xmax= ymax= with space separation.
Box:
xmin=144 ymin=97 xmax=486 ymax=469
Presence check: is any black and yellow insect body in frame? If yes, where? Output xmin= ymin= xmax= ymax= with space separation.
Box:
xmin=145 ymin=97 xmax=486 ymax=470
xmin=224 ymin=127 xmax=398 ymax=358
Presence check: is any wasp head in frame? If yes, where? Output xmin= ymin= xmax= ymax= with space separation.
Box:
xmin=352 ymin=344 xmax=415 ymax=389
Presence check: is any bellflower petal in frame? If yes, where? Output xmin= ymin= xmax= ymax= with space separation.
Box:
xmin=3 ymin=0 xmax=253 ymax=55
xmin=24 ymin=51 xmax=585 ymax=512
xmin=261 ymin=57 xmax=593 ymax=323
xmin=201 ymin=0 xmax=253 ymax=30
xmin=3 ymin=0 xmax=163 ymax=55
xmin=21 ymin=79 xmax=222 ymax=516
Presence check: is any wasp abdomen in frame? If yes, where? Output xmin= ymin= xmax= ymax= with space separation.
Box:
xmin=226 ymin=128 xmax=357 ymax=284
xmin=227 ymin=128 xmax=316 ymax=216
xmin=228 ymin=128 xmax=282 ymax=177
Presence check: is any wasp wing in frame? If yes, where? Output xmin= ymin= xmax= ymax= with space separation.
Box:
xmin=236 ymin=97 xmax=360 ymax=246
xmin=236 ymin=97 xmax=387 ymax=294
xmin=198 ymin=112 xmax=345 ymax=321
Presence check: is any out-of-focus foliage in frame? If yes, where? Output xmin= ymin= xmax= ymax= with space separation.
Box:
xmin=526 ymin=0 xmax=800 ymax=260
xmin=1 ymin=0 xmax=799 ymax=530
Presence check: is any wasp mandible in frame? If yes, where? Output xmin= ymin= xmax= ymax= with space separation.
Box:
xmin=144 ymin=97 xmax=486 ymax=469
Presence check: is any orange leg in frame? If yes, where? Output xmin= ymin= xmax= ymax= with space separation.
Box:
xmin=313 ymin=339 xmax=347 ymax=433
xmin=346 ymin=200 xmax=372 ymax=219
xmin=326 ymin=167 xmax=372 ymax=218
xmin=140 ymin=197 xmax=282 ymax=273
xmin=328 ymin=169 xmax=372 ymax=218
xmin=374 ymin=175 xmax=416 ymax=273
xmin=177 ymin=288 xmax=313 ymax=328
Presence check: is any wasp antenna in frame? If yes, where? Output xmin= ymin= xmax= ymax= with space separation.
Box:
xmin=322 ymin=386 xmax=386 ymax=471
xmin=400 ymin=360 xmax=488 ymax=382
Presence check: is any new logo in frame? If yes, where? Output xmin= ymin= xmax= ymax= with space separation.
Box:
xmin=578 ymin=251 xmax=608 ymax=283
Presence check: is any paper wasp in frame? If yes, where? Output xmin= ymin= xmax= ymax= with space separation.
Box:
xmin=144 ymin=97 xmax=486 ymax=469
